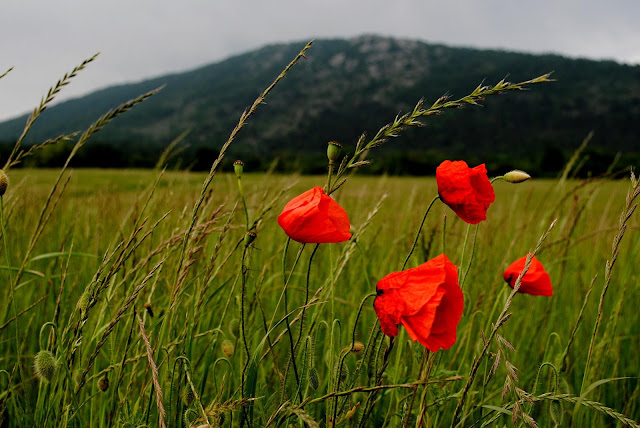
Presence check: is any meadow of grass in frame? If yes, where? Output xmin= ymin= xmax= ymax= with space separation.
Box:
xmin=0 ymin=166 xmax=638 ymax=427
xmin=2 ymin=42 xmax=639 ymax=428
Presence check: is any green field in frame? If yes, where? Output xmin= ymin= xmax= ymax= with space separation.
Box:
xmin=0 ymin=167 xmax=638 ymax=427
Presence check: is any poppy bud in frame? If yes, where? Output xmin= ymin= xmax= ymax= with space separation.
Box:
xmin=327 ymin=141 xmax=342 ymax=163
xmin=34 ymin=350 xmax=57 ymax=382
xmin=98 ymin=376 xmax=109 ymax=392
xmin=351 ymin=341 xmax=365 ymax=353
xmin=244 ymin=231 xmax=256 ymax=247
xmin=503 ymin=170 xmax=531 ymax=184
xmin=308 ymin=367 xmax=319 ymax=390
xmin=182 ymin=387 xmax=195 ymax=406
xmin=233 ymin=160 xmax=244 ymax=178
xmin=221 ymin=339 xmax=234 ymax=357
xmin=0 ymin=169 xmax=8 ymax=196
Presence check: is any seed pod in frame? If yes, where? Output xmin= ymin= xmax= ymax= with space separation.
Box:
xmin=34 ymin=350 xmax=57 ymax=382
xmin=233 ymin=160 xmax=244 ymax=178
xmin=98 ymin=376 xmax=109 ymax=392
xmin=327 ymin=141 xmax=342 ymax=163
xmin=221 ymin=339 xmax=234 ymax=358
xmin=308 ymin=367 xmax=319 ymax=390
xmin=0 ymin=169 xmax=8 ymax=196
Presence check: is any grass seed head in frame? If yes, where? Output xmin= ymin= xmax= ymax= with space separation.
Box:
xmin=34 ymin=350 xmax=57 ymax=383
xmin=0 ymin=169 xmax=8 ymax=196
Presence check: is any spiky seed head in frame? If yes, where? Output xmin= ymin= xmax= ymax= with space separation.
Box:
xmin=351 ymin=341 xmax=365 ymax=353
xmin=0 ymin=169 xmax=8 ymax=196
xmin=98 ymin=376 xmax=109 ymax=392
xmin=182 ymin=387 xmax=195 ymax=406
xmin=244 ymin=231 xmax=257 ymax=247
xmin=34 ymin=350 xmax=57 ymax=382
xmin=503 ymin=170 xmax=531 ymax=184
xmin=327 ymin=141 xmax=342 ymax=163
xmin=233 ymin=160 xmax=244 ymax=178
xmin=221 ymin=339 xmax=234 ymax=358
xmin=77 ymin=290 xmax=90 ymax=315
xmin=308 ymin=367 xmax=319 ymax=390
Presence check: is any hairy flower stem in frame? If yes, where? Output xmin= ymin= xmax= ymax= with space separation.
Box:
xmin=293 ymin=244 xmax=320 ymax=355
xmin=278 ymin=240 xmax=306 ymax=402
xmin=403 ymin=349 xmax=430 ymax=427
xmin=236 ymin=175 xmax=250 ymax=231
xmin=402 ymin=195 xmax=440 ymax=269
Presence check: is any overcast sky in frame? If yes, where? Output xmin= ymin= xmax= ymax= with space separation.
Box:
xmin=1 ymin=0 xmax=639 ymax=122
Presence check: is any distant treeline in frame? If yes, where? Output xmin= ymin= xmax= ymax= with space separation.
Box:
xmin=1 ymin=140 xmax=635 ymax=178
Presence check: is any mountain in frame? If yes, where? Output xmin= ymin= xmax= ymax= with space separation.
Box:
xmin=1 ymin=35 xmax=639 ymax=174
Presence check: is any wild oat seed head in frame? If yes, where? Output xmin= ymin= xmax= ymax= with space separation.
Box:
xmin=98 ymin=376 xmax=109 ymax=392
xmin=233 ymin=160 xmax=244 ymax=178
xmin=327 ymin=141 xmax=342 ymax=163
xmin=34 ymin=350 xmax=57 ymax=382
xmin=0 ymin=170 xmax=8 ymax=196
xmin=221 ymin=339 xmax=234 ymax=357
xmin=503 ymin=170 xmax=531 ymax=184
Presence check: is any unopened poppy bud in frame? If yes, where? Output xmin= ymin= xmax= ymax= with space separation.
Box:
xmin=233 ymin=160 xmax=244 ymax=178
xmin=327 ymin=141 xmax=342 ymax=163
xmin=221 ymin=339 xmax=234 ymax=357
xmin=503 ymin=170 xmax=531 ymax=184
xmin=0 ymin=169 xmax=8 ymax=196
xmin=351 ymin=341 xmax=365 ymax=353
xmin=244 ymin=231 xmax=256 ymax=247
xmin=34 ymin=350 xmax=57 ymax=382
xmin=98 ymin=375 xmax=109 ymax=392
xmin=182 ymin=387 xmax=195 ymax=406
xmin=308 ymin=367 xmax=319 ymax=390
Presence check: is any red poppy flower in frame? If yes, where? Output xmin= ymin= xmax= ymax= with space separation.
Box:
xmin=503 ymin=255 xmax=553 ymax=296
xmin=277 ymin=187 xmax=351 ymax=244
xmin=373 ymin=254 xmax=464 ymax=352
xmin=436 ymin=160 xmax=495 ymax=224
